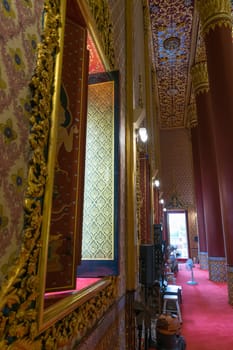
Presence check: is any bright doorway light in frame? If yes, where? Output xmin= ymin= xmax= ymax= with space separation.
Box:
xmin=167 ymin=211 xmax=189 ymax=259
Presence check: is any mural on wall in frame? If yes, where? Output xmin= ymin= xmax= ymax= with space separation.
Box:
xmin=46 ymin=18 xmax=88 ymax=292
xmin=0 ymin=1 xmax=123 ymax=349
xmin=0 ymin=0 xmax=44 ymax=283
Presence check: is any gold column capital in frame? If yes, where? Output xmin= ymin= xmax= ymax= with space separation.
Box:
xmin=197 ymin=0 xmax=232 ymax=36
xmin=191 ymin=61 xmax=209 ymax=96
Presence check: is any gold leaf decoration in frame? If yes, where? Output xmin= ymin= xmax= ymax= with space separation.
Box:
xmin=197 ymin=0 xmax=232 ymax=36
xmin=87 ymin=0 xmax=115 ymax=69
xmin=187 ymin=103 xmax=198 ymax=128
xmin=0 ymin=1 xmax=118 ymax=348
xmin=39 ymin=277 xmax=117 ymax=348
xmin=0 ymin=0 xmax=61 ymax=346
xmin=191 ymin=61 xmax=209 ymax=96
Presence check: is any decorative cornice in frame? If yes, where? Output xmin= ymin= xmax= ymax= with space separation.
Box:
xmin=197 ymin=0 xmax=232 ymax=36
xmin=187 ymin=103 xmax=198 ymax=128
xmin=191 ymin=61 xmax=209 ymax=96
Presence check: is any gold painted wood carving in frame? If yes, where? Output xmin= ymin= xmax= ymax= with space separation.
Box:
xmin=191 ymin=61 xmax=209 ymax=96
xmin=0 ymin=0 xmax=61 ymax=348
xmin=187 ymin=103 xmax=198 ymax=129
xmin=197 ymin=0 xmax=232 ymax=35
xmin=0 ymin=0 xmax=118 ymax=348
xmin=86 ymin=0 xmax=115 ymax=69
xmin=40 ymin=277 xmax=117 ymax=348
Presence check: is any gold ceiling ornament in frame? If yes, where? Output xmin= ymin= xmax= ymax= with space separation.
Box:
xmin=191 ymin=61 xmax=209 ymax=96
xmin=197 ymin=0 xmax=232 ymax=36
xmin=187 ymin=103 xmax=198 ymax=128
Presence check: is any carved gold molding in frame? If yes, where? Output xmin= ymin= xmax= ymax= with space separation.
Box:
xmin=39 ymin=277 xmax=117 ymax=348
xmin=142 ymin=0 xmax=150 ymax=34
xmin=0 ymin=1 xmax=61 ymax=348
xmin=197 ymin=0 xmax=232 ymax=36
xmin=0 ymin=1 xmax=118 ymax=348
xmin=187 ymin=103 xmax=198 ymax=128
xmin=191 ymin=61 xmax=209 ymax=96
xmin=136 ymin=145 xmax=142 ymax=242
xmin=86 ymin=0 xmax=115 ymax=69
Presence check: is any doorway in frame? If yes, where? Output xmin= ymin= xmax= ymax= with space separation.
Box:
xmin=166 ymin=211 xmax=189 ymax=259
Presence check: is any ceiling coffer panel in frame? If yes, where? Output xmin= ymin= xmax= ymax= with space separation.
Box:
xmin=149 ymin=0 xmax=194 ymax=129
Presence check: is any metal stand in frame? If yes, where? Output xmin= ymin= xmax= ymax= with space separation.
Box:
xmin=187 ymin=268 xmax=198 ymax=285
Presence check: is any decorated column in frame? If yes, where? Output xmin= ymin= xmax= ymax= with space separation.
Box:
xmin=187 ymin=104 xmax=208 ymax=269
xmin=197 ymin=0 xmax=233 ymax=303
xmin=191 ymin=62 xmax=226 ymax=281
xmin=139 ymin=150 xmax=152 ymax=244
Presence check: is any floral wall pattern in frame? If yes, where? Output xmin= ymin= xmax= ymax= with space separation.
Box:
xmin=0 ymin=0 xmax=129 ymax=348
xmin=160 ymin=128 xmax=198 ymax=256
xmin=0 ymin=0 xmax=44 ymax=282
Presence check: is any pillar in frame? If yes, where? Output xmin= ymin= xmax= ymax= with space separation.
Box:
xmin=139 ymin=151 xmax=152 ymax=244
xmin=188 ymin=104 xmax=208 ymax=269
xmin=191 ymin=62 xmax=226 ymax=281
xmin=197 ymin=0 xmax=233 ymax=303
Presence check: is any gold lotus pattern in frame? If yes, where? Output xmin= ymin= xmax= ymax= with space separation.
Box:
xmin=82 ymin=81 xmax=115 ymax=260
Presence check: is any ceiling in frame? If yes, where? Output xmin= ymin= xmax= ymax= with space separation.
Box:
xmin=149 ymin=0 xmax=198 ymax=130
xmin=86 ymin=0 xmax=204 ymax=130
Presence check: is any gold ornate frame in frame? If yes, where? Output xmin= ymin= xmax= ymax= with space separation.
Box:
xmin=0 ymin=0 xmax=117 ymax=348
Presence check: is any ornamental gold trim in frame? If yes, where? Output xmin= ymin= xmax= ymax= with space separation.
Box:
xmin=187 ymin=103 xmax=198 ymax=128
xmin=0 ymin=1 xmax=118 ymax=348
xmin=191 ymin=61 xmax=209 ymax=96
xmin=0 ymin=1 xmax=61 ymax=348
xmin=143 ymin=0 xmax=150 ymax=33
xmin=39 ymin=277 xmax=117 ymax=347
xmin=86 ymin=0 xmax=115 ymax=69
xmin=197 ymin=0 xmax=232 ymax=36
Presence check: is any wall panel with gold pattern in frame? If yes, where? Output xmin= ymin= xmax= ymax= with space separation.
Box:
xmin=78 ymin=71 xmax=120 ymax=277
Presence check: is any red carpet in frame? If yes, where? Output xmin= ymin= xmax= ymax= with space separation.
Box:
xmin=176 ymin=264 xmax=233 ymax=350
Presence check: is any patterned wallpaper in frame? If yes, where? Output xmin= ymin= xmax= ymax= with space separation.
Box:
xmin=160 ymin=128 xmax=198 ymax=256
xmin=0 ymin=0 xmax=44 ymax=282
xmin=77 ymin=1 xmax=127 ymax=347
xmin=82 ymin=82 xmax=115 ymax=260
xmin=160 ymin=128 xmax=194 ymax=205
